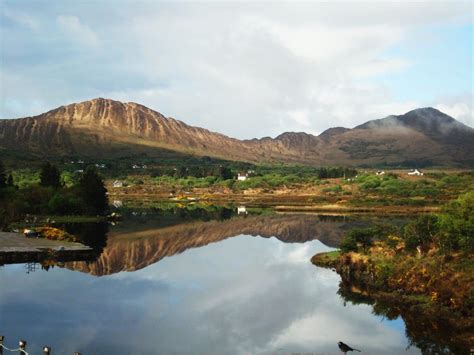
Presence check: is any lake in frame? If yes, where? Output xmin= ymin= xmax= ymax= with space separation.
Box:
xmin=0 ymin=206 xmax=428 ymax=354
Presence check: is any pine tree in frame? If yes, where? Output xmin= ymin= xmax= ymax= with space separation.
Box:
xmin=78 ymin=166 xmax=109 ymax=215
xmin=40 ymin=162 xmax=61 ymax=188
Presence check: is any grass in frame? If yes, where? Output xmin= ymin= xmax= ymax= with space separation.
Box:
xmin=311 ymin=250 xmax=340 ymax=267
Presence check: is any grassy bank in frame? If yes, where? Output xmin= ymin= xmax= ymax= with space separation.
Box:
xmin=312 ymin=246 xmax=474 ymax=314
xmin=311 ymin=192 xmax=474 ymax=353
xmin=312 ymin=245 xmax=474 ymax=353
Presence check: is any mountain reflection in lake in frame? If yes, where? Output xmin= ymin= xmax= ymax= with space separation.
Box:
xmin=0 ymin=207 xmax=420 ymax=354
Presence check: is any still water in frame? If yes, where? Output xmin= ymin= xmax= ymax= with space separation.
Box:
xmin=1 ymin=207 xmax=422 ymax=354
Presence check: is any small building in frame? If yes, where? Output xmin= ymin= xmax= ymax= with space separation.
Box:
xmin=113 ymin=180 xmax=123 ymax=188
xmin=237 ymin=206 xmax=248 ymax=215
xmin=132 ymin=164 xmax=147 ymax=169
xmin=408 ymin=169 xmax=423 ymax=176
xmin=237 ymin=173 xmax=248 ymax=181
xmin=376 ymin=170 xmax=385 ymax=176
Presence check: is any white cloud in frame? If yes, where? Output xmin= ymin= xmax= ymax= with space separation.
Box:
xmin=287 ymin=110 xmax=311 ymax=127
xmin=1 ymin=1 xmax=472 ymax=137
xmin=3 ymin=8 xmax=40 ymax=31
xmin=57 ymin=15 xmax=99 ymax=46
xmin=436 ymin=100 xmax=474 ymax=127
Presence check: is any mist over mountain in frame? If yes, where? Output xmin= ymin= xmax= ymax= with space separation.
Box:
xmin=0 ymin=98 xmax=472 ymax=167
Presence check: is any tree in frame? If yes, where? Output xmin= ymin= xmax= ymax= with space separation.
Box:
xmin=78 ymin=166 xmax=109 ymax=215
xmin=0 ymin=160 xmax=6 ymax=188
xmin=40 ymin=162 xmax=61 ymax=188
xmin=340 ymin=227 xmax=376 ymax=252
xmin=437 ymin=192 xmax=474 ymax=253
xmin=402 ymin=215 xmax=439 ymax=251
xmin=218 ymin=166 xmax=233 ymax=180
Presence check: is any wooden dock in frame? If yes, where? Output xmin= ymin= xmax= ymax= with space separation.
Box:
xmin=0 ymin=232 xmax=94 ymax=264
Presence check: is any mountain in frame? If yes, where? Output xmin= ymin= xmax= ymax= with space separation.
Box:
xmin=1 ymin=98 xmax=473 ymax=167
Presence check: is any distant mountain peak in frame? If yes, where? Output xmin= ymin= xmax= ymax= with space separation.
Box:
xmin=401 ymin=107 xmax=456 ymax=123
xmin=355 ymin=107 xmax=470 ymax=131
xmin=319 ymin=127 xmax=350 ymax=139
xmin=407 ymin=107 xmax=443 ymax=114
xmin=275 ymin=131 xmax=314 ymax=140
xmin=1 ymin=98 xmax=473 ymax=167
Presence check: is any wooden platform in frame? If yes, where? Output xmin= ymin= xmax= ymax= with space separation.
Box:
xmin=0 ymin=232 xmax=94 ymax=264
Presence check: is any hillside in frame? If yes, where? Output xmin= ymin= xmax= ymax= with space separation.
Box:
xmin=1 ymin=98 xmax=473 ymax=167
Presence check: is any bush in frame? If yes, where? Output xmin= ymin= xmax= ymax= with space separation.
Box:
xmin=359 ymin=176 xmax=382 ymax=190
xmin=48 ymin=192 xmax=85 ymax=215
xmin=340 ymin=227 xmax=377 ymax=252
xmin=402 ymin=215 xmax=439 ymax=251
xmin=340 ymin=234 xmax=358 ymax=252
xmin=323 ymin=185 xmax=343 ymax=193
xmin=437 ymin=192 xmax=474 ymax=253
xmin=35 ymin=227 xmax=77 ymax=242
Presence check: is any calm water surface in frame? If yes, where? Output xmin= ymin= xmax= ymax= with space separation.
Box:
xmin=0 ymin=208 xmax=421 ymax=354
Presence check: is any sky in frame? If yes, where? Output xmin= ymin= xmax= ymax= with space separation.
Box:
xmin=0 ymin=0 xmax=472 ymax=139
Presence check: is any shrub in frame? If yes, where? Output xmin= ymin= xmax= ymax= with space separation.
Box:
xmin=323 ymin=185 xmax=343 ymax=193
xmin=340 ymin=234 xmax=358 ymax=252
xmin=340 ymin=227 xmax=377 ymax=252
xmin=375 ymin=262 xmax=395 ymax=288
xmin=437 ymin=192 xmax=474 ymax=253
xmin=402 ymin=215 xmax=439 ymax=251
xmin=48 ymin=192 xmax=85 ymax=215
xmin=35 ymin=227 xmax=77 ymax=242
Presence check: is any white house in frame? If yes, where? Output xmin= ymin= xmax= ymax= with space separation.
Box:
xmin=237 ymin=173 xmax=248 ymax=181
xmin=113 ymin=180 xmax=123 ymax=188
xmin=237 ymin=206 xmax=248 ymax=215
xmin=376 ymin=170 xmax=385 ymax=176
xmin=408 ymin=169 xmax=423 ymax=176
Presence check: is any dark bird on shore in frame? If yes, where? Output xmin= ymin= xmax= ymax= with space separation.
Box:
xmin=338 ymin=341 xmax=361 ymax=353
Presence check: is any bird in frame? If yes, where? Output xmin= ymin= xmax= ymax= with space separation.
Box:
xmin=338 ymin=341 xmax=361 ymax=353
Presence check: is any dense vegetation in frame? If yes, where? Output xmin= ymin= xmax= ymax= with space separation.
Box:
xmin=313 ymin=193 xmax=474 ymax=354
xmin=10 ymin=162 xmax=358 ymax=192
xmin=0 ymin=161 xmax=109 ymax=229
xmin=340 ymin=191 xmax=474 ymax=254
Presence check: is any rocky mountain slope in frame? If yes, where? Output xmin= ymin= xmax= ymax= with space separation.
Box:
xmin=1 ymin=98 xmax=473 ymax=166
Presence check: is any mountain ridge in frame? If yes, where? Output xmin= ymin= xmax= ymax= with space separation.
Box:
xmin=1 ymin=98 xmax=473 ymax=167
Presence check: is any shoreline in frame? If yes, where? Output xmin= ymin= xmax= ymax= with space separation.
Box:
xmin=0 ymin=232 xmax=94 ymax=265
xmin=108 ymin=193 xmax=442 ymax=213
xmin=312 ymin=248 xmax=474 ymax=353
